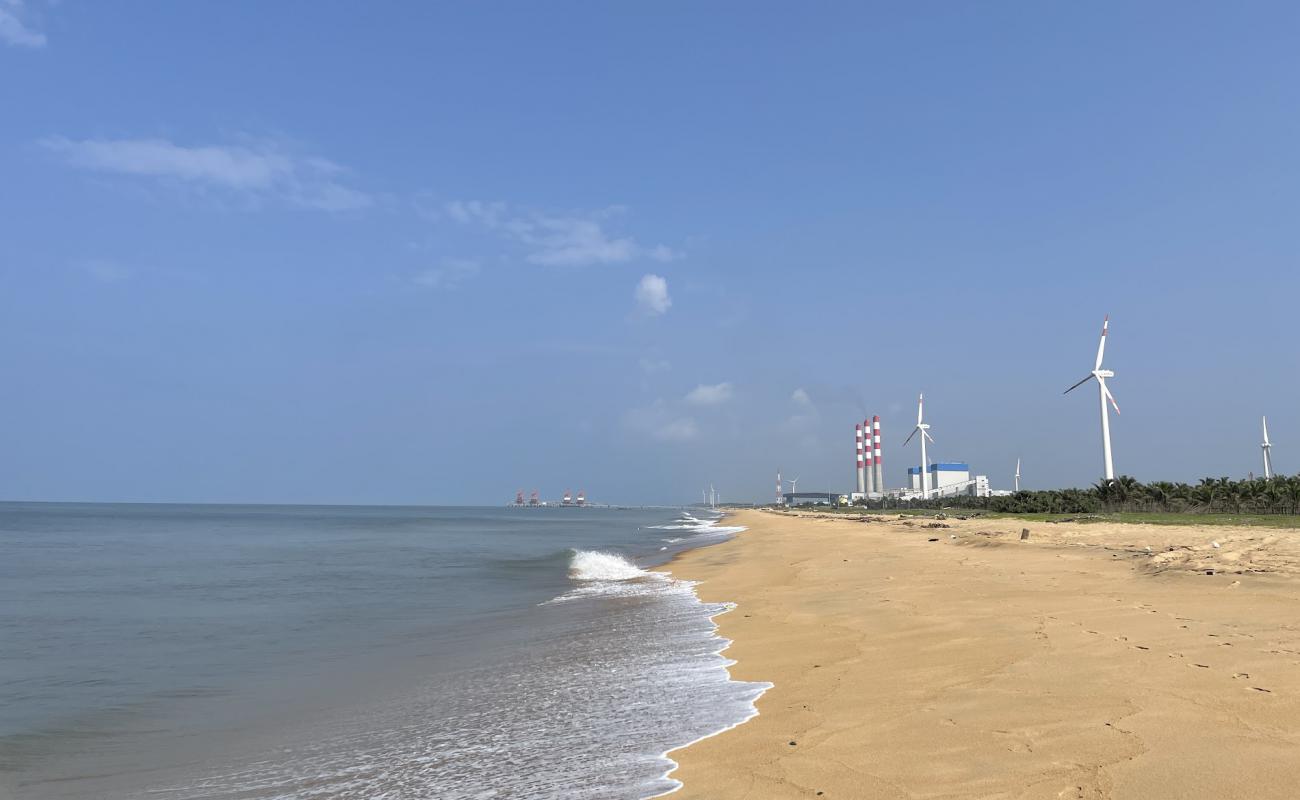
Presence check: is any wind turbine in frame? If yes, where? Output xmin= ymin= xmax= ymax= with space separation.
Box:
xmin=901 ymin=393 xmax=934 ymax=498
xmin=1064 ymin=315 xmax=1121 ymax=482
xmin=784 ymin=476 xmax=800 ymax=495
xmin=1015 ymin=457 xmax=1021 ymax=493
xmin=1262 ymin=417 xmax=1274 ymax=479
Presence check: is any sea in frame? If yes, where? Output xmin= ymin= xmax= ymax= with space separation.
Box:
xmin=0 ymin=503 xmax=769 ymax=800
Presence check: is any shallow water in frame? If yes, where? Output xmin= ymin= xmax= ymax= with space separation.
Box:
xmin=0 ymin=503 xmax=766 ymax=799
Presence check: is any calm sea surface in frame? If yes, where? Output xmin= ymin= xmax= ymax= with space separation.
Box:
xmin=0 ymin=503 xmax=766 ymax=800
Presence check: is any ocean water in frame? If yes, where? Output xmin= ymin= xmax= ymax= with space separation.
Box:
xmin=0 ymin=503 xmax=768 ymax=800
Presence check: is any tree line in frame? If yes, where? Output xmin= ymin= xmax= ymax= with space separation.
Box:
xmin=853 ymin=474 xmax=1300 ymax=515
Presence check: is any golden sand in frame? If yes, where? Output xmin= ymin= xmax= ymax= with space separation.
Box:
xmin=665 ymin=509 xmax=1300 ymax=799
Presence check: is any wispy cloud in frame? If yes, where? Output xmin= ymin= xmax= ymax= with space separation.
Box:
xmin=685 ymin=382 xmax=734 ymax=406
xmin=444 ymin=200 xmax=677 ymax=267
xmin=624 ymin=401 xmax=699 ymax=443
xmin=653 ymin=418 xmax=699 ymax=442
xmin=40 ymin=136 xmax=372 ymax=212
xmin=634 ymin=273 xmax=672 ymax=316
xmin=785 ymin=387 xmax=818 ymax=430
xmin=639 ymin=357 xmax=671 ymax=374
xmin=0 ymin=1 xmax=45 ymax=48
xmin=413 ymin=258 xmax=479 ymax=290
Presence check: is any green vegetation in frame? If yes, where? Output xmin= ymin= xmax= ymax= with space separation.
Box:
xmin=841 ymin=475 xmax=1300 ymax=523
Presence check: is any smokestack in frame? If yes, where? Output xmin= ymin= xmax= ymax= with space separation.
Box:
xmin=776 ymin=471 xmax=782 ymax=505
xmin=863 ymin=418 xmax=875 ymax=494
xmin=855 ymin=424 xmax=866 ymax=494
xmin=872 ymin=416 xmax=883 ymax=493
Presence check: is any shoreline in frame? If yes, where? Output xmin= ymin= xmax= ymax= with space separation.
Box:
xmin=650 ymin=512 xmax=771 ymax=798
xmin=660 ymin=508 xmax=1300 ymax=799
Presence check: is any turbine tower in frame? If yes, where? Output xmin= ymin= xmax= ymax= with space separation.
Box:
xmin=901 ymin=393 xmax=934 ymax=498
xmin=1262 ymin=417 xmax=1274 ymax=479
xmin=1064 ymin=315 xmax=1121 ymax=482
xmin=1014 ymin=457 xmax=1021 ymax=493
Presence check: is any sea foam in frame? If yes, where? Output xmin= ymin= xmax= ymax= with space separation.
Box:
xmin=569 ymin=550 xmax=656 ymax=582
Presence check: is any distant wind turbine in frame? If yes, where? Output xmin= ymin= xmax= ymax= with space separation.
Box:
xmin=784 ymin=476 xmax=800 ymax=494
xmin=1262 ymin=417 xmax=1274 ymax=479
xmin=1015 ymin=457 xmax=1021 ymax=493
xmin=901 ymin=393 xmax=934 ymax=498
xmin=1064 ymin=315 xmax=1121 ymax=482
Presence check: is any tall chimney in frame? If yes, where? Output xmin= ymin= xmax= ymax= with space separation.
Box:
xmin=776 ymin=471 xmax=782 ymax=505
xmin=855 ymin=424 xmax=866 ymax=494
xmin=872 ymin=416 xmax=883 ymax=493
xmin=863 ymin=418 xmax=875 ymax=494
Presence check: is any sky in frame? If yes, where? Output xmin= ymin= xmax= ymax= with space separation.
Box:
xmin=2 ymin=2 xmax=1299 ymax=505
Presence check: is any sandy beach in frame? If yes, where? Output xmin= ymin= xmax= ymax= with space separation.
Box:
xmin=665 ymin=509 xmax=1300 ymax=799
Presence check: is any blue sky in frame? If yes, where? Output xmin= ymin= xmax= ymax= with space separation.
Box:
xmin=2 ymin=2 xmax=1298 ymax=504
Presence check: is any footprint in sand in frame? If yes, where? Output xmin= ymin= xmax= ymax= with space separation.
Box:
xmin=1233 ymin=672 xmax=1250 ymax=679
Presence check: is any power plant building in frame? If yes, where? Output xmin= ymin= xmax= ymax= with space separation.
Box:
xmin=904 ymin=462 xmax=991 ymax=498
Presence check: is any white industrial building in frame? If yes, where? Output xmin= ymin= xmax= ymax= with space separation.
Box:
xmin=898 ymin=462 xmax=991 ymax=499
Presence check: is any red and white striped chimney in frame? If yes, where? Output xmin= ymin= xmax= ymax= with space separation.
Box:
xmin=872 ymin=416 xmax=883 ymax=493
xmin=776 ymin=471 xmax=783 ymax=505
xmin=855 ymin=423 xmax=866 ymax=494
xmin=863 ymin=418 xmax=875 ymax=494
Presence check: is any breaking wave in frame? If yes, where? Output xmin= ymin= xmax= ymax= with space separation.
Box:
xmin=569 ymin=550 xmax=656 ymax=582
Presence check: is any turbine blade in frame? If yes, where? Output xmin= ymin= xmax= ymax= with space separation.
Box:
xmin=902 ymin=427 xmax=918 ymax=447
xmin=923 ymin=430 xmax=935 ymax=444
xmin=1099 ymin=379 xmax=1121 ymax=415
xmin=1095 ymin=314 xmax=1109 ymax=370
xmin=1063 ymin=373 xmax=1094 ymax=394
xmin=1263 ymin=416 xmax=1270 ymax=443
xmin=917 ymin=393 xmax=924 ymax=425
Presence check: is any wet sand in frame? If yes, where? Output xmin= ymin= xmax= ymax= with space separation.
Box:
xmin=665 ymin=509 xmax=1300 ymax=799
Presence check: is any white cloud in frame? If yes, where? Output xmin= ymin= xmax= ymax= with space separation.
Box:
xmin=791 ymin=388 xmax=812 ymax=407
xmin=685 ymin=382 xmax=734 ymax=406
xmin=40 ymin=136 xmax=372 ymax=211
xmin=444 ymin=200 xmax=677 ymax=267
xmin=0 ymin=1 xmax=45 ymax=48
xmin=624 ymin=402 xmax=699 ymax=443
xmin=654 ymin=418 xmax=699 ymax=442
xmin=634 ymin=273 xmax=671 ymax=316
xmin=413 ymin=258 xmax=479 ymax=290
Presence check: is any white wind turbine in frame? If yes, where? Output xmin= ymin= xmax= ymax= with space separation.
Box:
xmin=901 ymin=393 xmax=934 ymax=498
xmin=1015 ymin=457 xmax=1021 ymax=493
xmin=784 ymin=476 xmax=800 ymax=496
xmin=1262 ymin=417 xmax=1274 ymax=479
xmin=1064 ymin=315 xmax=1121 ymax=482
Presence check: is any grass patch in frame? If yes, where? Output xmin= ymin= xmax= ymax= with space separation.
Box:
xmin=978 ymin=511 xmax=1300 ymax=529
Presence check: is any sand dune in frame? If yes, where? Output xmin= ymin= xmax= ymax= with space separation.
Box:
xmin=665 ymin=509 xmax=1300 ymax=799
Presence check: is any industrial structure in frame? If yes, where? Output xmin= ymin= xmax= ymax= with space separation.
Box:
xmin=1064 ymin=315 xmax=1121 ymax=482
xmin=511 ymin=488 xmax=589 ymax=507
xmin=839 ymin=395 xmax=993 ymax=502
xmin=1262 ymin=417 xmax=1274 ymax=479
xmin=849 ymin=415 xmax=885 ymax=502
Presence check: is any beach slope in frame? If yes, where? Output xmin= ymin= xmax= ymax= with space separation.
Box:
xmin=666 ymin=509 xmax=1300 ymax=799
